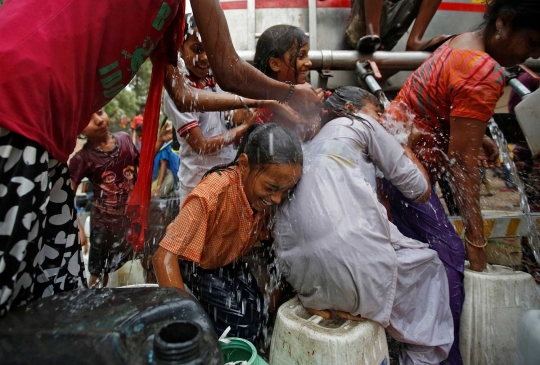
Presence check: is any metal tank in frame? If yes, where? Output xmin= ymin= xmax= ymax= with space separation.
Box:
xmin=220 ymin=0 xmax=485 ymax=88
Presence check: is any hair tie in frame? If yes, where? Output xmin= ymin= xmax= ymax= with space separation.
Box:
xmin=321 ymin=110 xmax=329 ymax=116
xmin=325 ymin=90 xmax=333 ymax=99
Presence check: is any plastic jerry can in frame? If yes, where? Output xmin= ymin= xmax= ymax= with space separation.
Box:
xmin=459 ymin=264 xmax=540 ymax=365
xmin=270 ymin=297 xmax=389 ymax=365
xmin=0 ymin=287 xmax=224 ymax=365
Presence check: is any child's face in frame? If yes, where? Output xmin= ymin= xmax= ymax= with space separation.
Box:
xmin=181 ymin=28 xmax=209 ymax=80
xmin=81 ymin=109 xmax=110 ymax=138
xmin=274 ymin=41 xmax=312 ymax=85
xmin=239 ymin=157 xmax=302 ymax=213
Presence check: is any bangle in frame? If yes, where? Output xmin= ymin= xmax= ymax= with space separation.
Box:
xmin=232 ymin=95 xmax=239 ymax=109
xmin=239 ymin=96 xmax=249 ymax=109
xmin=278 ymin=81 xmax=295 ymax=104
xmin=465 ymin=236 xmax=488 ymax=248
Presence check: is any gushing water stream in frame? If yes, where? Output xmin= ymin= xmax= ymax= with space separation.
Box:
xmin=488 ymin=118 xmax=540 ymax=265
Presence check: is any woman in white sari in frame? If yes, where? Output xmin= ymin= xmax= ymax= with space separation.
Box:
xmin=274 ymin=86 xmax=454 ymax=365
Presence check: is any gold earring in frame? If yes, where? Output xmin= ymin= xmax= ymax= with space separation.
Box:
xmin=495 ymin=29 xmax=502 ymax=40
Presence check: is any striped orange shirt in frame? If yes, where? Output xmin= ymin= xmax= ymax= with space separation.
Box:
xmin=159 ymin=166 xmax=269 ymax=269
xmin=385 ymin=39 xmax=505 ymax=173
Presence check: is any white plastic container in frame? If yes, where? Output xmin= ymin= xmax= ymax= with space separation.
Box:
xmin=515 ymin=87 xmax=540 ymax=156
xmin=460 ymin=264 xmax=540 ymax=365
xmin=515 ymin=310 xmax=540 ymax=365
xmin=270 ymin=297 xmax=389 ymax=365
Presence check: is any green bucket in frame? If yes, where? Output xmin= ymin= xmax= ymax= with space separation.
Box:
xmin=220 ymin=338 xmax=268 ymax=365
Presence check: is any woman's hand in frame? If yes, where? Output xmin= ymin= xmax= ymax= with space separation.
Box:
xmin=288 ymin=83 xmax=323 ymax=117
xmin=466 ymin=237 xmax=488 ymax=272
xmin=477 ymin=135 xmax=501 ymax=168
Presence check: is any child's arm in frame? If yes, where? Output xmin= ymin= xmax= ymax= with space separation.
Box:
xmin=71 ymin=182 xmax=89 ymax=254
xmin=153 ymin=246 xmax=185 ymax=290
xmin=164 ymin=66 xmax=273 ymax=113
xmin=154 ymin=195 xmax=211 ymax=289
xmin=184 ymin=121 xmax=252 ymax=154
xmin=230 ymin=108 xmax=256 ymax=127
xmin=152 ymin=160 xmax=169 ymax=197
xmin=154 ymin=122 xmax=173 ymax=155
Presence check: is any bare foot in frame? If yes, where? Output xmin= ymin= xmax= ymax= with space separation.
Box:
xmin=306 ymin=307 xmax=332 ymax=320
xmin=331 ymin=310 xmax=365 ymax=321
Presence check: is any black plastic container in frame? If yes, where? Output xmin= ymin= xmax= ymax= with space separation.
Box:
xmin=0 ymin=287 xmax=223 ymax=365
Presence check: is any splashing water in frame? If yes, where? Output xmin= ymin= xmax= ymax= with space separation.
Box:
xmin=377 ymin=92 xmax=391 ymax=109
xmin=269 ymin=132 xmax=274 ymax=156
xmin=488 ymin=118 xmax=540 ymax=265
xmin=378 ymin=101 xmax=416 ymax=146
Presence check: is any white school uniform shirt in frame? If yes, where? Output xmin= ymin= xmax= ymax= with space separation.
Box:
xmin=163 ymin=78 xmax=236 ymax=193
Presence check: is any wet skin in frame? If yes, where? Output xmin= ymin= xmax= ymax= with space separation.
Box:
xmin=237 ymin=153 xmax=302 ymax=213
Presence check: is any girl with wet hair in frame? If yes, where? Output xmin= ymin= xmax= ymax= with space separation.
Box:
xmin=382 ymin=1 xmax=540 ymax=362
xmin=320 ymin=86 xmax=383 ymax=126
xmin=274 ymin=86 xmax=453 ymax=365
xmin=153 ymin=123 xmax=302 ymax=342
xmin=254 ymin=24 xmax=310 ymax=80
xmin=253 ymin=25 xmax=325 ymax=141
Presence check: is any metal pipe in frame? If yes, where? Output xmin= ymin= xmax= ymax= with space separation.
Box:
xmin=247 ymin=0 xmax=256 ymax=51
xmin=508 ymin=78 xmax=532 ymax=99
xmin=237 ymin=50 xmax=540 ymax=71
xmin=254 ymin=32 xmax=310 ymax=38
xmin=356 ymin=62 xmax=382 ymax=94
xmin=308 ymin=0 xmax=318 ymax=88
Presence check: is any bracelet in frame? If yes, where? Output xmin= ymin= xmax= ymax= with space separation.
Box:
xmin=278 ymin=81 xmax=295 ymax=104
xmin=239 ymin=96 xmax=249 ymax=109
xmin=465 ymin=236 xmax=488 ymax=248
xmin=232 ymin=95 xmax=239 ymax=109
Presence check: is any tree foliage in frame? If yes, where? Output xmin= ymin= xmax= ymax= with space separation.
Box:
xmin=105 ymin=59 xmax=153 ymax=132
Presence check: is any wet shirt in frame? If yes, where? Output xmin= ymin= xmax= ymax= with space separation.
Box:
xmin=385 ymin=40 xmax=505 ymax=174
xmin=275 ymin=115 xmax=429 ymax=325
xmin=163 ymin=75 xmax=235 ymax=191
xmin=0 ymin=0 xmax=180 ymax=162
xmin=69 ymin=132 xmax=139 ymax=230
xmin=160 ymin=166 xmax=269 ymax=269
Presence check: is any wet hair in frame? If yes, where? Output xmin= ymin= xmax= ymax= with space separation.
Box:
xmin=254 ymin=25 xmax=308 ymax=79
xmin=483 ymin=0 xmax=540 ymax=35
xmin=184 ymin=13 xmax=198 ymax=41
xmin=321 ymin=86 xmax=382 ymax=127
xmin=203 ymin=123 xmax=303 ymax=179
